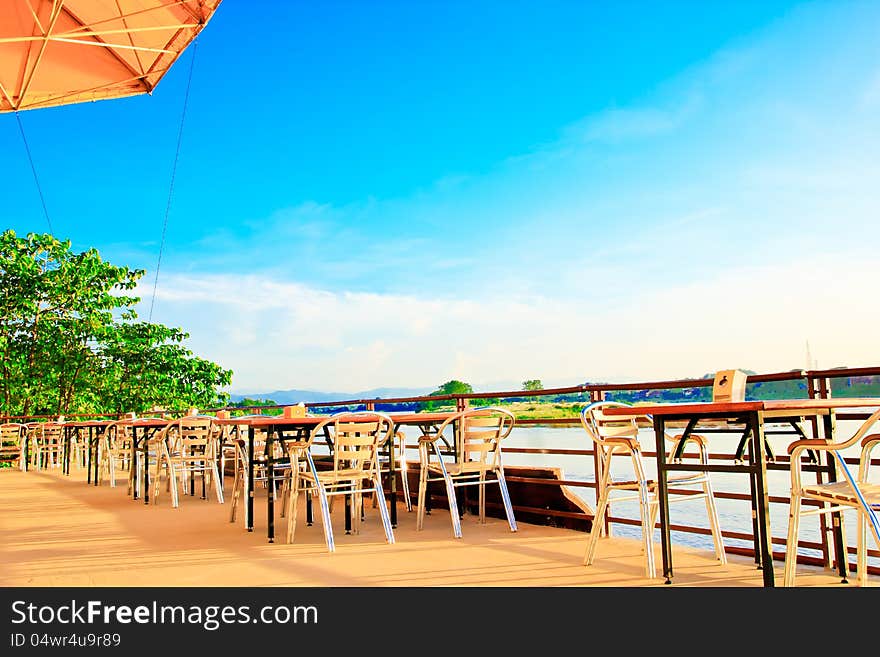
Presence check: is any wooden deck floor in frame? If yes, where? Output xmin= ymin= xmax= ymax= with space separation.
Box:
xmin=0 ymin=467 xmax=872 ymax=588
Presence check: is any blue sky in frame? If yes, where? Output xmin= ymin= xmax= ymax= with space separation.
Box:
xmin=4 ymin=1 xmax=879 ymax=394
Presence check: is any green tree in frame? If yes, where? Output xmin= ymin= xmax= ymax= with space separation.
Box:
xmin=95 ymin=321 xmax=232 ymax=415
xmin=0 ymin=230 xmax=232 ymax=418
xmin=522 ymin=378 xmax=544 ymax=401
xmin=230 ymin=398 xmax=282 ymax=416
xmin=422 ymin=379 xmax=473 ymax=411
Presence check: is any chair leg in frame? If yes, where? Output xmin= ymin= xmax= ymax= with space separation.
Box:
xmin=152 ymin=457 xmax=163 ymax=505
xmin=637 ymin=481 xmax=657 ymax=579
xmin=229 ymin=465 xmax=241 ymax=523
xmin=440 ymin=471 xmax=462 ymax=539
xmin=857 ymin=513 xmax=867 ymax=587
xmin=701 ymin=479 xmax=727 ymax=563
xmin=352 ymin=483 xmax=363 ymax=535
xmin=314 ymin=482 xmax=335 ymax=552
xmin=280 ymin=470 xmax=290 ymax=518
xmin=783 ymin=493 xmax=802 ymax=586
xmin=373 ymin=473 xmax=395 ymax=545
xmin=211 ymin=461 xmax=224 ymax=504
xmin=496 ymin=468 xmax=517 ymax=532
xmin=585 ymin=488 xmax=610 ymax=566
xmin=168 ymin=461 xmax=180 ymax=508
xmin=398 ymin=434 xmax=413 ymax=512
xmin=416 ymin=444 xmax=429 ymax=531
xmin=478 ymin=473 xmax=486 ymax=524
xmin=286 ymin=475 xmax=301 ymax=544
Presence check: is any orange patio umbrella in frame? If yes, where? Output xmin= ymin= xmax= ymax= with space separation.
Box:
xmin=0 ymin=0 xmax=222 ymax=113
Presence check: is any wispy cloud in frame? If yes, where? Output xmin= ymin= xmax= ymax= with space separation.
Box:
xmin=142 ymin=247 xmax=879 ymax=393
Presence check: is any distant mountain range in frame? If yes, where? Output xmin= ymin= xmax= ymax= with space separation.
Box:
xmin=229 ymin=387 xmax=435 ymax=404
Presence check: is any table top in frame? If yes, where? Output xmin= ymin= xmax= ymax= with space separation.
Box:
xmin=603 ymin=398 xmax=880 ymax=418
xmin=215 ymin=410 xmax=458 ymax=428
xmin=115 ymin=417 xmax=170 ymax=427
xmin=64 ymin=419 xmax=114 ymax=427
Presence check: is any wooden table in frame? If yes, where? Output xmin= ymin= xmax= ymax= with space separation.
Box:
xmin=216 ymin=411 xmax=458 ymax=543
xmin=63 ymin=420 xmax=112 ymax=484
xmin=118 ymin=417 xmax=171 ymax=503
xmin=604 ymin=398 xmax=880 ymax=587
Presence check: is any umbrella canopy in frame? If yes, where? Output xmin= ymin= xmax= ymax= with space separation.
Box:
xmin=0 ymin=0 xmax=222 ymax=113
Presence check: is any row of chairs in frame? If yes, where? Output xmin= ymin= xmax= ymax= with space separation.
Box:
xmin=222 ymin=408 xmax=519 ymax=552
xmin=580 ymin=401 xmax=880 ymax=587
xmin=2 ymin=408 xmax=521 ymax=555
xmin=0 ymin=421 xmax=86 ymax=472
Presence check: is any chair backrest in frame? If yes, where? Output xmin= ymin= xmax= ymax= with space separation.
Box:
xmin=166 ymin=415 xmax=217 ymax=457
xmin=1 ymin=422 xmax=26 ymax=444
xmin=457 ymin=407 xmax=515 ymax=467
xmin=0 ymin=423 xmax=26 ymax=456
xmin=580 ymin=401 xmax=639 ymax=447
xmin=105 ymin=420 xmax=133 ymax=450
xmin=322 ymin=412 xmax=393 ymax=476
xmin=39 ymin=422 xmax=65 ymax=444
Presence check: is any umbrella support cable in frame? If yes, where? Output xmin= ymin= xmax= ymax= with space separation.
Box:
xmin=148 ymin=39 xmax=199 ymax=322
xmin=15 ymin=111 xmax=54 ymax=235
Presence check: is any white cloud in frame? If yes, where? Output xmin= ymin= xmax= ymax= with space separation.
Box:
xmin=140 ymin=251 xmax=879 ymax=395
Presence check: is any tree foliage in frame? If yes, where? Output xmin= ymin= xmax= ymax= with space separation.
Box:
xmin=0 ymin=230 xmax=232 ymax=417
xmin=522 ymin=379 xmax=544 ymax=391
xmin=422 ymin=379 xmax=474 ymax=411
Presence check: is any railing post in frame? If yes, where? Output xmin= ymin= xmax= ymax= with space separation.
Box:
xmin=805 ymin=369 xmax=834 ymax=569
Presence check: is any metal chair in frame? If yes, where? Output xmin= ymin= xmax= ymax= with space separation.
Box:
xmin=27 ymin=421 xmax=66 ymax=470
xmin=0 ymin=422 xmax=27 ymax=470
xmin=153 ymin=415 xmax=224 ymax=507
xmin=580 ymin=401 xmax=726 ymax=579
xmin=416 ymin=406 xmax=518 ymax=538
xmin=784 ymin=407 xmax=880 ymax=587
xmin=98 ymin=420 xmax=134 ymax=488
xmin=286 ymin=411 xmax=395 ymax=551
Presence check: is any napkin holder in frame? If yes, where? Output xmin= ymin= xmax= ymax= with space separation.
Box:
xmin=282 ymin=403 xmax=306 ymax=418
xmin=712 ymin=369 xmax=747 ymax=403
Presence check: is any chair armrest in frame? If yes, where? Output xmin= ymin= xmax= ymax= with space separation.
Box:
xmin=788 ymin=438 xmax=831 ymax=455
xmin=418 ymin=432 xmax=442 ymax=445
xmin=667 ymin=433 xmax=709 ymax=449
xmin=861 ymin=433 xmax=880 ymax=449
xmin=605 ymin=436 xmax=639 ymax=450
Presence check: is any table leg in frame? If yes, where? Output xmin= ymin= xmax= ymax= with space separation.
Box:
xmin=744 ymin=423 xmax=762 ymax=569
xmin=654 ymin=417 xmax=673 ymax=584
xmin=267 ymin=429 xmax=275 ymax=543
xmin=131 ymin=428 xmax=139 ymax=500
xmin=64 ymin=427 xmax=71 ymax=476
xmin=143 ymin=428 xmax=150 ymax=505
xmin=389 ymin=431 xmax=398 ymax=528
xmin=246 ymin=426 xmax=254 ymax=532
xmin=86 ymin=429 xmax=92 ymax=482
xmin=93 ymin=428 xmax=100 ymax=486
xmin=750 ymin=412 xmax=775 ymax=587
